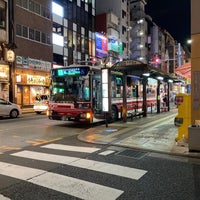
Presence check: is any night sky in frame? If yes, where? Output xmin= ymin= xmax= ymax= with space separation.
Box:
xmin=145 ymin=0 xmax=191 ymax=45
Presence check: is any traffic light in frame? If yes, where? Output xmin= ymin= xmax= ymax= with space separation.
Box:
xmin=91 ymin=57 xmax=97 ymax=63
xmin=87 ymin=57 xmax=97 ymax=62
xmin=153 ymin=56 xmax=160 ymax=64
xmin=87 ymin=57 xmax=98 ymax=66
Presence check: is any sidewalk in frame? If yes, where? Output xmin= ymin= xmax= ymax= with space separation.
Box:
xmin=22 ymin=106 xmax=34 ymax=114
xmin=78 ymin=109 xmax=200 ymax=158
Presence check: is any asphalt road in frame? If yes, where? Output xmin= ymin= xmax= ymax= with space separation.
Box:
xmin=0 ymin=114 xmax=199 ymax=200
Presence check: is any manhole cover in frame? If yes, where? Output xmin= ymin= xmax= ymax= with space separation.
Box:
xmin=117 ymin=149 xmax=147 ymax=159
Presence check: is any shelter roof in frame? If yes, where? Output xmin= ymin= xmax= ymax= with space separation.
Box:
xmin=111 ymin=59 xmax=175 ymax=82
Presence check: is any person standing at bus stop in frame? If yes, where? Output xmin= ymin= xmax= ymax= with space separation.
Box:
xmin=163 ymin=94 xmax=168 ymax=111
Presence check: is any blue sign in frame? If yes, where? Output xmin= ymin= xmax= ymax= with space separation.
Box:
xmin=95 ymin=32 xmax=108 ymax=58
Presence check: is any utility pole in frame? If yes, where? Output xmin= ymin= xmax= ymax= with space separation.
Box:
xmin=177 ymin=43 xmax=182 ymax=66
xmin=8 ymin=0 xmax=16 ymax=103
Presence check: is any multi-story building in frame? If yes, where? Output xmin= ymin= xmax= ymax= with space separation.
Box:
xmin=52 ymin=0 xmax=96 ymax=67
xmin=14 ymin=0 xmax=53 ymax=106
xmin=163 ymin=30 xmax=176 ymax=74
xmin=129 ymin=0 xmax=148 ymax=63
xmin=0 ymin=0 xmax=9 ymax=100
xmin=96 ymin=11 xmax=121 ymax=63
xmin=96 ymin=0 xmax=129 ymax=60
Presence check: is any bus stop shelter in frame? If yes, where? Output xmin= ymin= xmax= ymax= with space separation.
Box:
xmin=111 ymin=59 xmax=175 ymax=122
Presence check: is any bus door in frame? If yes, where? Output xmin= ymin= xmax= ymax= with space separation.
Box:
xmin=91 ymin=70 xmax=101 ymax=115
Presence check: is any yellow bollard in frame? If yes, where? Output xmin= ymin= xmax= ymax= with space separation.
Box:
xmin=174 ymin=93 xmax=191 ymax=141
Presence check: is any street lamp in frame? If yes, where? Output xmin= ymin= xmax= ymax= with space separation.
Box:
xmin=187 ymin=39 xmax=192 ymax=44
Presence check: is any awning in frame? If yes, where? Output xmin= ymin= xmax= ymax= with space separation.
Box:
xmin=175 ymin=62 xmax=191 ymax=79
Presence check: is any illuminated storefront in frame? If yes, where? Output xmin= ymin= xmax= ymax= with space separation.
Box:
xmin=0 ymin=0 xmax=9 ymax=99
xmin=0 ymin=64 xmax=9 ymax=100
xmin=15 ymin=56 xmax=51 ymax=106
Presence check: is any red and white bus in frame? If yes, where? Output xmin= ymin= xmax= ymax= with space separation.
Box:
xmin=47 ymin=65 xmax=157 ymax=123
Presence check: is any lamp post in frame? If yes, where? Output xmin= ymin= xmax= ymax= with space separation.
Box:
xmin=8 ymin=0 xmax=17 ymax=103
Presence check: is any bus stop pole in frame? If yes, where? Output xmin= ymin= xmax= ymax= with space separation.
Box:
xmin=167 ymin=82 xmax=170 ymax=111
xmin=122 ymin=72 xmax=127 ymax=122
xmin=157 ymin=80 xmax=161 ymax=113
xmin=142 ymin=78 xmax=147 ymax=117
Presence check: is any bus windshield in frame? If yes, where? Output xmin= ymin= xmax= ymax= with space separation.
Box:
xmin=50 ymin=67 xmax=90 ymax=102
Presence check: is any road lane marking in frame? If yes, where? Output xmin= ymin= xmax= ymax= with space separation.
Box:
xmin=12 ymin=150 xmax=147 ymax=180
xmin=42 ymin=143 xmax=101 ymax=153
xmin=0 ymin=162 xmax=123 ymax=200
xmin=0 ymin=194 xmax=11 ymax=200
xmin=26 ymin=138 xmax=62 ymax=146
xmin=0 ymin=146 xmax=21 ymax=151
xmin=98 ymin=150 xmax=115 ymax=156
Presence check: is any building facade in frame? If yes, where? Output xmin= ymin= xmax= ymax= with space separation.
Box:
xmin=14 ymin=0 xmax=53 ymax=106
xmin=0 ymin=0 xmax=9 ymax=100
xmin=96 ymin=0 xmax=129 ymax=60
xmin=130 ymin=0 xmax=148 ymax=63
xmin=52 ymin=0 xmax=96 ymax=67
xmin=96 ymin=12 xmax=122 ymax=63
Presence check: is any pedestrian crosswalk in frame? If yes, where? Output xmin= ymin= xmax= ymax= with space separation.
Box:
xmin=0 ymin=144 xmax=148 ymax=200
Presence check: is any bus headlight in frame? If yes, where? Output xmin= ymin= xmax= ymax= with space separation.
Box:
xmin=86 ymin=112 xmax=91 ymax=119
xmin=80 ymin=112 xmax=91 ymax=119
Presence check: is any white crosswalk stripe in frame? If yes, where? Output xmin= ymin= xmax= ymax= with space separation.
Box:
xmin=0 ymin=161 xmax=123 ymax=200
xmin=42 ymin=143 xmax=101 ymax=153
xmin=0 ymin=194 xmax=11 ymax=200
xmin=0 ymin=143 xmax=148 ymax=199
xmin=12 ymin=150 xmax=147 ymax=180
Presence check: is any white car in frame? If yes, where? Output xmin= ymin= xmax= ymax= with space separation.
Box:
xmin=0 ymin=98 xmax=22 ymax=118
xmin=33 ymin=94 xmax=49 ymax=114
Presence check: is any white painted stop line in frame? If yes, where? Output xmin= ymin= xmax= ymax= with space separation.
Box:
xmin=0 ymin=162 xmax=123 ymax=200
xmin=12 ymin=150 xmax=147 ymax=180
